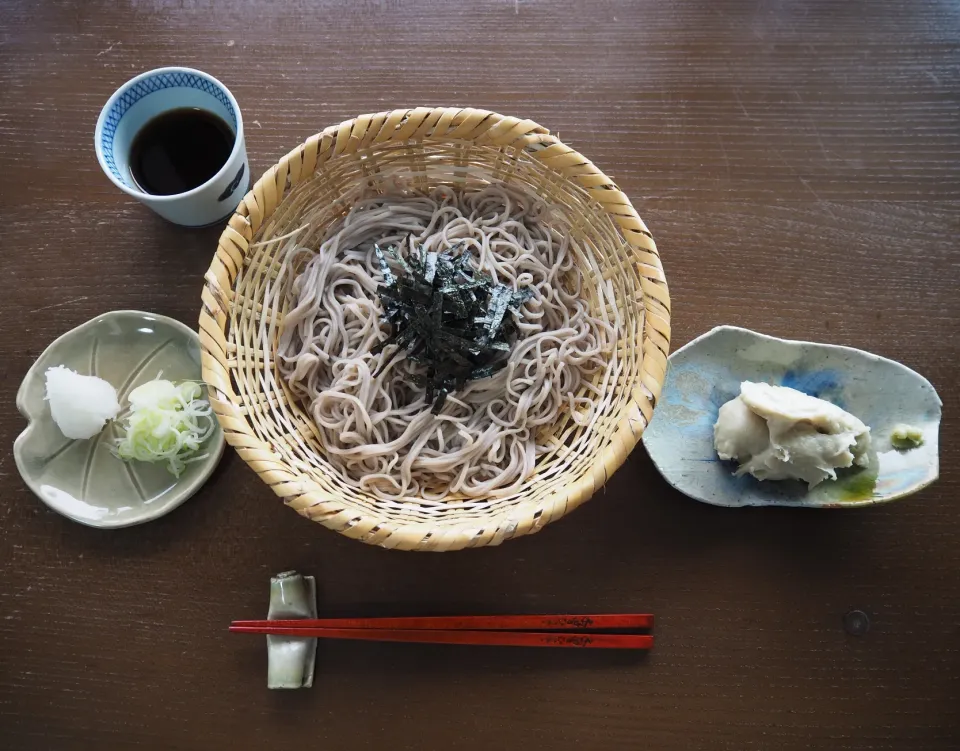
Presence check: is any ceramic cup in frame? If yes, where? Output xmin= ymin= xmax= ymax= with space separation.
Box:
xmin=95 ymin=66 xmax=248 ymax=227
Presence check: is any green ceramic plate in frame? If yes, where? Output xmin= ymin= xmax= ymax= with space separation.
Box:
xmin=14 ymin=311 xmax=225 ymax=528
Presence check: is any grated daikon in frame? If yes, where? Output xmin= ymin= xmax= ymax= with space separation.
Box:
xmin=44 ymin=365 xmax=121 ymax=440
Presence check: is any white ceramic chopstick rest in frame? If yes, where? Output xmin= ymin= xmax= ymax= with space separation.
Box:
xmin=266 ymin=571 xmax=317 ymax=689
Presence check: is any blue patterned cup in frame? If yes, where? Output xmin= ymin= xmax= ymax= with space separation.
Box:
xmin=95 ymin=67 xmax=248 ymax=227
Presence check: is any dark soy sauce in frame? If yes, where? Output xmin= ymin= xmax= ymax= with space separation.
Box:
xmin=129 ymin=107 xmax=235 ymax=195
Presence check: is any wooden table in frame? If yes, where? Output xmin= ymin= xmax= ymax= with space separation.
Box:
xmin=2 ymin=1 xmax=958 ymax=748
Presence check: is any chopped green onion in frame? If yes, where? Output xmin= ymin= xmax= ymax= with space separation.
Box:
xmin=112 ymin=377 xmax=215 ymax=477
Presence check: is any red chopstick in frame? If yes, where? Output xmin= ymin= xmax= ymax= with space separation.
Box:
xmin=230 ymin=614 xmax=652 ymax=631
xmin=229 ymin=626 xmax=651 ymax=649
xmin=228 ymin=613 xmax=653 ymax=649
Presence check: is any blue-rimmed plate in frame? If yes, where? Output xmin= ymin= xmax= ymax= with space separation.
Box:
xmin=14 ymin=311 xmax=225 ymax=527
xmin=642 ymin=326 xmax=941 ymax=508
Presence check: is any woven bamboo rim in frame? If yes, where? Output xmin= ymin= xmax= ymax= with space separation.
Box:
xmin=199 ymin=107 xmax=670 ymax=551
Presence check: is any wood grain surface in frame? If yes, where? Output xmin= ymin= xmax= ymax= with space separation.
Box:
xmin=1 ymin=1 xmax=958 ymax=748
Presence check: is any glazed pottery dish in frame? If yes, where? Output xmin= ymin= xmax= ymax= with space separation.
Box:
xmin=14 ymin=311 xmax=225 ymax=527
xmin=642 ymin=326 xmax=941 ymax=508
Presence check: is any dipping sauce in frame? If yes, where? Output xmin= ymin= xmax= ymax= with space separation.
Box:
xmin=129 ymin=107 xmax=234 ymax=195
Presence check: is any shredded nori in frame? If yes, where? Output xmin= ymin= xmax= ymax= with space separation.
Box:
xmin=373 ymin=242 xmax=532 ymax=414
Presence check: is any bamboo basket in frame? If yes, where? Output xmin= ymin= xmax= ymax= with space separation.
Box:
xmin=199 ymin=107 xmax=670 ymax=551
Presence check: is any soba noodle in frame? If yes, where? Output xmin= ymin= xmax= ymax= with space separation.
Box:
xmin=273 ymin=184 xmax=619 ymax=501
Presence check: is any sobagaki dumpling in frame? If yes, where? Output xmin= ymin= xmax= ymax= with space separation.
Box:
xmin=714 ymin=381 xmax=871 ymax=488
